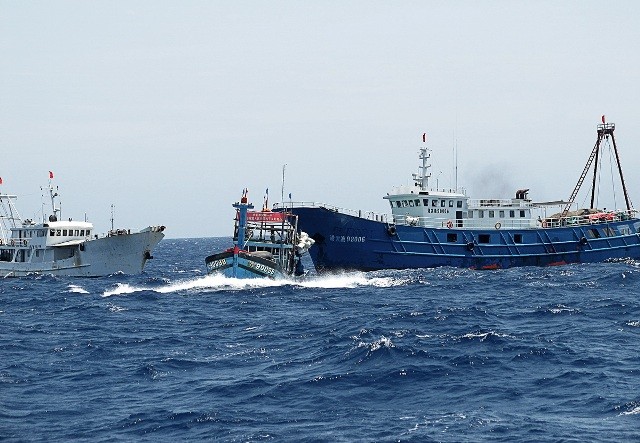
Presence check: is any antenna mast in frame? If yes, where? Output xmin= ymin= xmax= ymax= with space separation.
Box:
xmin=412 ymin=133 xmax=432 ymax=190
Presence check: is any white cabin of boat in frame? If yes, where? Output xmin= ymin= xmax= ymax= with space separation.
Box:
xmin=383 ymin=147 xmax=534 ymax=229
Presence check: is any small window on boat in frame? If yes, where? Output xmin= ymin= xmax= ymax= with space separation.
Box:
xmin=520 ymin=210 xmax=526 ymax=218
xmin=457 ymin=200 xmax=463 ymax=208
xmin=440 ymin=200 xmax=446 ymax=207
xmin=87 ymin=230 xmax=91 ymax=237
xmin=415 ymin=199 xmax=421 ymax=207
xmin=75 ymin=230 xmax=79 ymax=236
xmin=447 ymin=233 xmax=458 ymax=242
xmin=499 ymin=210 xmax=505 ymax=218
xmin=514 ymin=234 xmax=522 ymax=243
xmin=408 ymin=200 xmax=414 ymax=207
xmin=489 ymin=210 xmax=495 ymax=218
xmin=468 ymin=211 xmax=474 ymax=219
xmin=510 ymin=210 xmax=515 ymax=218
xmin=478 ymin=234 xmax=490 ymax=243
xmin=56 ymin=229 xmax=61 ymax=236
xmin=448 ymin=200 xmax=454 ymax=207
xmin=423 ymin=199 xmax=429 ymax=206
xmin=50 ymin=229 xmax=54 ymax=236
xmin=63 ymin=230 xmax=68 ymax=236
xmin=587 ymin=228 xmax=601 ymax=239
xmin=432 ymin=200 xmax=438 ymax=207
xmin=395 ymin=201 xmax=401 ymax=208
xmin=604 ymin=227 xmax=616 ymax=237
xmin=38 ymin=230 xmax=45 ymax=237
xmin=619 ymin=225 xmax=632 ymax=236
xmin=479 ymin=210 xmax=484 ymax=218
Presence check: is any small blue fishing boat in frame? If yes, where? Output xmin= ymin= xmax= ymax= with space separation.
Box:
xmin=275 ymin=120 xmax=640 ymax=272
xmin=205 ymin=189 xmax=314 ymax=279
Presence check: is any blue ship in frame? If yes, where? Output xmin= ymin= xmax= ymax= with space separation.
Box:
xmin=275 ymin=121 xmax=640 ymax=271
xmin=206 ymin=189 xmax=314 ymax=279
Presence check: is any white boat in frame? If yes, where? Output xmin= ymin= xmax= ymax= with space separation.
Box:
xmin=0 ymin=179 xmax=165 ymax=277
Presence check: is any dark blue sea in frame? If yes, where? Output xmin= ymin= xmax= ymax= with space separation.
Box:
xmin=2 ymin=237 xmax=640 ymax=442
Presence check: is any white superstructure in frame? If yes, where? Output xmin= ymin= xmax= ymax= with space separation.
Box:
xmin=383 ymin=147 xmax=539 ymax=229
xmin=0 ymin=181 xmax=164 ymax=277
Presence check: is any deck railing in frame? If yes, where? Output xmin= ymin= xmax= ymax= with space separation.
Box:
xmin=273 ymin=202 xmax=638 ymax=230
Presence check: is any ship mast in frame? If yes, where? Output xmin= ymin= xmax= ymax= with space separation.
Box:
xmin=412 ymin=133 xmax=432 ymax=191
xmin=562 ymin=119 xmax=632 ymax=216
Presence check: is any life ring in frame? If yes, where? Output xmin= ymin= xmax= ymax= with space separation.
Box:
xmin=495 ymin=222 xmax=501 ymax=230
xmin=23 ymin=240 xmax=27 ymax=246
xmin=387 ymin=225 xmax=397 ymax=236
xmin=580 ymin=237 xmax=588 ymax=246
xmin=446 ymin=220 xmax=453 ymax=229
xmin=466 ymin=242 xmax=475 ymax=251
xmin=10 ymin=239 xmax=14 ymax=246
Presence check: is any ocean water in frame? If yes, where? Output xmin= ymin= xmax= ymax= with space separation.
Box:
xmin=2 ymin=237 xmax=640 ymax=442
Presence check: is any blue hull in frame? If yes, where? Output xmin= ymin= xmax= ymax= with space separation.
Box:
xmin=205 ymin=250 xmax=288 ymax=279
xmin=289 ymin=207 xmax=640 ymax=271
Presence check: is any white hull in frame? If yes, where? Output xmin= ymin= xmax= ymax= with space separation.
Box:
xmin=0 ymin=228 xmax=164 ymax=277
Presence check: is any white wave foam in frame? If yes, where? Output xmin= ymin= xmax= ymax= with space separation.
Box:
xmin=357 ymin=335 xmax=395 ymax=352
xmin=68 ymin=284 xmax=89 ymax=294
xmin=101 ymin=272 xmax=404 ymax=296
xmin=620 ymin=406 xmax=640 ymax=415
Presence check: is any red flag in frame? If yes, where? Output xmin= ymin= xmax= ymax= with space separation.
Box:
xmin=601 ymin=115 xmax=605 ymax=124
xmin=0 ymin=177 xmax=3 ymax=185
xmin=49 ymin=171 xmax=54 ymax=179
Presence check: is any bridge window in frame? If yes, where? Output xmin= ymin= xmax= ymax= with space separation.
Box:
xmin=449 ymin=200 xmax=454 ymax=207
xmin=499 ymin=210 xmax=505 ymax=218
xmin=489 ymin=210 xmax=495 ymax=218
xmin=440 ymin=200 xmax=446 ymax=207
xmin=479 ymin=210 xmax=484 ymax=218
xmin=415 ymin=199 xmax=421 ymax=206
xmin=520 ymin=210 xmax=526 ymax=218
xmin=457 ymin=201 xmax=463 ymax=208
xmin=63 ymin=230 xmax=68 ymax=236
xmin=56 ymin=230 xmax=61 ymax=236
xmin=468 ymin=211 xmax=474 ymax=219
xmin=423 ymin=199 xmax=429 ymax=206
xmin=510 ymin=210 xmax=515 ymax=218
xmin=432 ymin=200 xmax=437 ymax=207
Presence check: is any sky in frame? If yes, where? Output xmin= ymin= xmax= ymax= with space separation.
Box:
xmin=2 ymin=1 xmax=640 ymax=238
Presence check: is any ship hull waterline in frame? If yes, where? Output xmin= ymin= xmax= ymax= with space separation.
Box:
xmin=205 ymin=250 xmax=290 ymax=279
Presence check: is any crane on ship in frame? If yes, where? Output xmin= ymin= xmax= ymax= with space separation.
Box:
xmin=561 ymin=117 xmax=633 ymax=217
